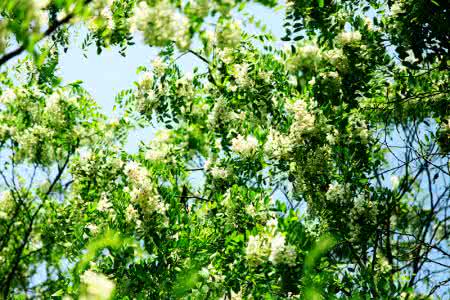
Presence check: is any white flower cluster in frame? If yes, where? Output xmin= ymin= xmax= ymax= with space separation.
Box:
xmin=131 ymin=1 xmax=190 ymax=50
xmin=390 ymin=2 xmax=405 ymax=16
xmin=151 ymin=57 xmax=167 ymax=76
xmin=15 ymin=125 xmax=55 ymax=162
xmin=210 ymin=166 xmax=230 ymax=179
xmin=144 ymin=129 xmax=172 ymax=163
xmin=303 ymin=218 xmax=322 ymax=239
xmin=186 ymin=0 xmax=209 ymax=18
xmin=88 ymin=0 xmax=115 ymax=31
xmin=134 ymin=71 xmax=160 ymax=116
xmin=97 ymin=192 xmax=113 ymax=212
xmin=232 ymin=63 xmax=251 ymax=87
xmin=208 ymin=97 xmax=230 ymax=128
xmin=323 ymin=49 xmax=348 ymax=72
xmin=80 ymin=270 xmax=115 ymax=300
xmin=175 ymin=73 xmax=195 ymax=98
xmin=323 ymin=182 xmax=379 ymax=241
xmin=0 ymin=191 xmax=13 ymax=219
xmin=326 ymin=182 xmax=353 ymax=207
xmin=268 ymin=233 xmax=297 ymax=266
xmin=404 ymin=49 xmax=419 ymax=64
xmin=245 ymin=218 xmax=297 ymax=267
xmin=286 ymin=43 xmax=321 ymax=72
xmin=348 ymin=194 xmax=378 ymax=241
xmin=245 ymin=234 xmax=271 ymax=266
xmin=124 ymin=161 xmax=167 ymax=218
xmin=263 ymin=99 xmax=320 ymax=162
xmin=215 ymin=20 xmax=242 ymax=49
xmin=138 ymin=71 xmax=154 ymax=90
xmin=205 ymin=158 xmax=231 ymax=180
xmin=264 ymin=129 xmax=292 ymax=159
xmin=85 ymin=223 xmax=99 ymax=235
xmin=287 ymin=99 xmax=316 ymax=141
xmin=125 ymin=204 xmax=140 ymax=226
xmin=347 ymin=114 xmax=370 ymax=144
xmin=1 ymin=84 xmax=103 ymax=165
xmin=336 ymin=31 xmax=362 ymax=46
xmin=230 ymin=134 xmax=259 ymax=157
xmin=0 ymin=88 xmax=17 ymax=105
xmin=216 ymin=47 xmax=234 ymax=64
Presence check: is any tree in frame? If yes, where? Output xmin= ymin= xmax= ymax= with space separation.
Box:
xmin=0 ymin=0 xmax=448 ymax=299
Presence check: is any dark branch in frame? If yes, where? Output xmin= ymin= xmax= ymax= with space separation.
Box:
xmin=0 ymin=0 xmax=93 ymax=67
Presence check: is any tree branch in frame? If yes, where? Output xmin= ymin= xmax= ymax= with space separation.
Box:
xmin=0 ymin=0 xmax=93 ymax=67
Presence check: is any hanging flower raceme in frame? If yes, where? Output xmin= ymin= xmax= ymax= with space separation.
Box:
xmin=80 ymin=270 xmax=115 ymax=300
xmin=130 ymin=1 xmax=191 ymax=50
xmin=245 ymin=219 xmax=297 ymax=267
xmin=230 ymin=134 xmax=259 ymax=157
xmin=124 ymin=161 xmax=167 ymax=220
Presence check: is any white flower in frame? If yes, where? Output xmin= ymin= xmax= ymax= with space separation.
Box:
xmin=324 ymin=49 xmax=345 ymax=67
xmin=404 ymin=49 xmax=418 ymax=64
xmin=326 ymin=182 xmax=352 ymax=206
xmin=245 ymin=234 xmax=269 ymax=265
xmin=269 ymin=233 xmax=297 ymax=266
xmin=97 ymin=193 xmax=112 ymax=212
xmin=151 ymin=57 xmax=167 ymax=76
xmin=0 ymin=89 xmax=16 ymax=104
xmin=204 ymin=29 xmax=216 ymax=48
xmin=130 ymin=1 xmax=191 ymax=50
xmin=199 ymin=267 xmax=210 ymax=279
xmin=188 ymin=0 xmax=209 ymax=18
xmin=232 ymin=63 xmax=250 ymax=87
xmin=283 ymin=245 xmax=297 ymax=266
xmin=245 ymin=204 xmax=257 ymax=217
xmin=266 ymin=218 xmax=278 ymax=230
xmin=216 ymin=48 xmax=234 ymax=64
xmin=80 ymin=270 xmax=115 ymax=300
xmin=337 ymin=31 xmax=362 ymax=45
xmin=86 ymin=224 xmax=99 ymax=234
xmin=214 ymin=138 xmax=223 ymax=150
xmin=269 ymin=233 xmax=286 ymax=265
xmin=286 ymin=99 xmax=316 ymax=142
xmin=175 ymin=73 xmax=195 ymax=98
xmin=145 ymin=147 xmax=168 ymax=162
xmin=125 ymin=204 xmax=140 ymax=225
xmin=138 ymin=71 xmax=154 ymax=90
xmin=46 ymin=92 xmax=60 ymax=111
xmin=304 ymin=218 xmax=321 ymax=239
xmin=300 ymin=44 xmax=320 ymax=58
xmin=208 ymin=98 xmax=231 ymax=127
xmin=390 ymin=175 xmax=400 ymax=189
xmin=390 ymin=2 xmax=404 ymax=16
xmin=124 ymin=161 xmax=148 ymax=185
xmin=216 ymin=20 xmax=241 ymax=49
xmin=286 ymin=43 xmax=321 ymax=71
xmin=230 ymin=134 xmax=258 ymax=157
xmin=203 ymin=158 xmax=212 ymax=171
xmin=210 ymin=166 xmax=230 ymax=179
xmin=264 ymin=129 xmax=292 ymax=158
xmin=0 ymin=191 xmax=13 ymax=219
xmin=287 ymin=75 xmax=297 ymax=86
xmin=348 ymin=114 xmax=369 ymax=143
xmin=16 ymin=125 xmax=55 ymax=162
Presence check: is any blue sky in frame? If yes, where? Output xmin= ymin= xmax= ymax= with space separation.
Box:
xmin=58 ymin=2 xmax=285 ymax=113
xmin=57 ymin=2 xmax=285 ymax=150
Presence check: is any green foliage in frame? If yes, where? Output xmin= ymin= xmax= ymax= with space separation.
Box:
xmin=0 ymin=0 xmax=449 ymax=299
